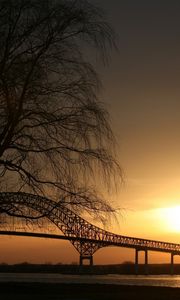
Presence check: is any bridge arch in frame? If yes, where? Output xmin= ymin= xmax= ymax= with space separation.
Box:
xmin=0 ymin=192 xmax=104 ymax=262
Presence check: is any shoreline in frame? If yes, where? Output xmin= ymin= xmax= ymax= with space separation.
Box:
xmin=0 ymin=262 xmax=179 ymax=275
xmin=0 ymin=283 xmax=180 ymax=300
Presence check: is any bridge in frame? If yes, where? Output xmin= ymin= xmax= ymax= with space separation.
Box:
xmin=0 ymin=192 xmax=179 ymax=274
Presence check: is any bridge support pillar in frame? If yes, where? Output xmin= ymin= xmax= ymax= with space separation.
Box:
xmin=171 ymin=253 xmax=174 ymax=275
xmin=135 ymin=249 xmax=139 ymax=275
xmin=135 ymin=249 xmax=148 ymax=275
xmin=145 ymin=249 xmax=148 ymax=275
xmin=79 ymin=255 xmax=93 ymax=266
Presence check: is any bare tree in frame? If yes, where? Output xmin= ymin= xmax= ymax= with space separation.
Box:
xmin=0 ymin=0 xmax=121 ymax=218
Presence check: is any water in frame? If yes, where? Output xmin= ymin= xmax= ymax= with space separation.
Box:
xmin=1 ymin=273 xmax=180 ymax=288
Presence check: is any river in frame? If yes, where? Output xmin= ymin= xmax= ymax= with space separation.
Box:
xmin=1 ymin=273 xmax=180 ymax=288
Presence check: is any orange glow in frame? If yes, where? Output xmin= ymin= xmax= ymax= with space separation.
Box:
xmin=154 ymin=206 xmax=180 ymax=233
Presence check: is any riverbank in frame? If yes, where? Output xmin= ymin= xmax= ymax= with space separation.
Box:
xmin=0 ymin=263 xmax=178 ymax=274
xmin=0 ymin=283 xmax=180 ymax=300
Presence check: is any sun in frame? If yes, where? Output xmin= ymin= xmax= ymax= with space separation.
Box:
xmin=158 ymin=206 xmax=180 ymax=233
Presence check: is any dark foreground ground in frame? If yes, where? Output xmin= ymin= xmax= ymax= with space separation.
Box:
xmin=0 ymin=283 xmax=180 ymax=300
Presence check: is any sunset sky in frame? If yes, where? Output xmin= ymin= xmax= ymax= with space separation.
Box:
xmin=100 ymin=0 xmax=180 ymax=239
xmin=1 ymin=1 xmax=180 ymax=265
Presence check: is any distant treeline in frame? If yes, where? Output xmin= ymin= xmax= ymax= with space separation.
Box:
xmin=0 ymin=262 xmax=178 ymax=275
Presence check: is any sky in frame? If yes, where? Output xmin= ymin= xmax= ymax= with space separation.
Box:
xmin=97 ymin=0 xmax=180 ymax=262
xmin=1 ymin=0 xmax=180 ymax=265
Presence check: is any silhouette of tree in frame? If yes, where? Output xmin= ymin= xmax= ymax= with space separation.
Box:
xmin=0 ymin=0 xmax=121 ymax=217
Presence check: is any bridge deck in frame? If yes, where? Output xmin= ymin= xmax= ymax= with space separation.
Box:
xmin=1 ymin=230 xmax=180 ymax=255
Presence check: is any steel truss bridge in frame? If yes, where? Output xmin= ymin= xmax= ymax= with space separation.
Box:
xmin=0 ymin=192 xmax=179 ymax=274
